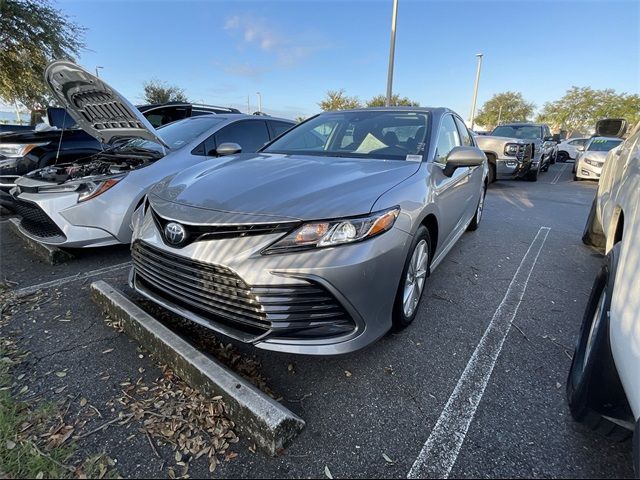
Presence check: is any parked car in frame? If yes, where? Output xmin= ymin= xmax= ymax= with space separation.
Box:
xmin=573 ymin=136 xmax=623 ymax=181
xmin=557 ymin=137 xmax=589 ymax=162
xmin=473 ymin=134 xmax=533 ymax=183
xmin=490 ymin=123 xmax=557 ymax=180
xmin=11 ymin=60 xmax=293 ymax=247
xmin=129 ymin=107 xmax=488 ymax=355
xmin=0 ymin=101 xmax=240 ymax=210
xmin=568 ymin=119 xmax=640 ymax=472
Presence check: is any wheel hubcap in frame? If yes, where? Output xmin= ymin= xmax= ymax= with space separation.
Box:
xmin=403 ymin=240 xmax=429 ymax=317
xmin=583 ymin=288 xmax=607 ymax=374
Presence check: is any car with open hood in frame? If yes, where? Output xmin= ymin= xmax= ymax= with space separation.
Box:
xmin=11 ymin=60 xmax=293 ymax=247
xmin=130 ymin=107 xmax=488 ymax=355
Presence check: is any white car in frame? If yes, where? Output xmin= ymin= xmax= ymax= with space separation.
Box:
xmin=568 ymin=119 xmax=640 ymax=472
xmin=573 ymin=136 xmax=623 ymax=181
xmin=556 ymin=137 xmax=589 ymax=162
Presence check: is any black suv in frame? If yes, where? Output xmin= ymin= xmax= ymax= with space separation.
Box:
xmin=0 ymin=102 xmax=240 ymax=209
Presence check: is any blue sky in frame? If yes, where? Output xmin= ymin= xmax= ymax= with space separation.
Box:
xmin=55 ymin=0 xmax=639 ymax=120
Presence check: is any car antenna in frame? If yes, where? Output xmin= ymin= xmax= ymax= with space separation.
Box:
xmin=54 ymin=106 xmax=67 ymax=165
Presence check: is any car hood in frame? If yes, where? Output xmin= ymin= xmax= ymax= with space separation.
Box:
xmin=44 ymin=60 xmax=169 ymax=149
xmin=480 ymin=135 xmax=528 ymax=143
xmin=151 ymin=153 xmax=420 ymax=221
xmin=582 ymin=151 xmax=608 ymax=162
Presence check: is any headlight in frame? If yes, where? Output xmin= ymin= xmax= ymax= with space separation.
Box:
xmin=584 ymin=158 xmax=602 ymax=167
xmin=263 ymin=207 xmax=400 ymax=254
xmin=0 ymin=143 xmax=49 ymax=158
xmin=504 ymin=143 xmax=520 ymax=156
xmin=37 ymin=176 xmax=123 ymax=201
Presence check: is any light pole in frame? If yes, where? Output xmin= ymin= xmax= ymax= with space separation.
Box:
xmin=385 ymin=0 xmax=399 ymax=107
xmin=95 ymin=66 xmax=104 ymax=78
xmin=256 ymin=92 xmax=262 ymax=113
xmin=246 ymin=95 xmax=250 ymax=114
xmin=469 ymin=53 xmax=483 ymax=130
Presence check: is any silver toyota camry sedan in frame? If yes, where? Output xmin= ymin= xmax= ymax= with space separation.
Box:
xmin=130 ymin=108 xmax=488 ymax=354
xmin=11 ymin=61 xmax=294 ymax=247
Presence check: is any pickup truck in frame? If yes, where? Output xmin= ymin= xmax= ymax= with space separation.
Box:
xmin=473 ymin=134 xmax=533 ymax=182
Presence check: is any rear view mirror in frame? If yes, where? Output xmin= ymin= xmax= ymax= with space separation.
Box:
xmin=444 ymin=146 xmax=486 ymax=177
xmin=216 ymin=142 xmax=242 ymax=156
xmin=595 ymin=119 xmax=627 ymax=138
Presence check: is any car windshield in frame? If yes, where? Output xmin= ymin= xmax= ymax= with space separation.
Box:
xmin=263 ymin=110 xmax=430 ymax=161
xmin=123 ymin=116 xmax=225 ymax=152
xmin=587 ymin=138 xmax=622 ymax=152
xmin=491 ymin=125 xmax=542 ymax=140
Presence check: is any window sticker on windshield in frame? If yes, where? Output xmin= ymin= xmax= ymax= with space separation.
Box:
xmin=406 ymin=154 xmax=422 ymax=162
xmin=592 ymin=139 xmax=607 ymax=143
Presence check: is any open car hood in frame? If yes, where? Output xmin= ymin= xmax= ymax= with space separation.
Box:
xmin=44 ymin=60 xmax=169 ymax=149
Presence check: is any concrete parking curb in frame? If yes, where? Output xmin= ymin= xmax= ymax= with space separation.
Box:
xmin=90 ymin=280 xmax=305 ymax=456
xmin=7 ymin=218 xmax=74 ymax=265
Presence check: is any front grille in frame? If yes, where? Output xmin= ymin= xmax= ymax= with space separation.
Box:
xmin=151 ymin=208 xmax=298 ymax=246
xmin=12 ymin=198 xmax=65 ymax=239
xmin=132 ymin=241 xmax=356 ymax=341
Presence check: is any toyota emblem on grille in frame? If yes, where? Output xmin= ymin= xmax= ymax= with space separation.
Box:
xmin=164 ymin=222 xmax=187 ymax=245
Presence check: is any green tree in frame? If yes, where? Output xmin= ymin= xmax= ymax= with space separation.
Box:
xmin=474 ymin=92 xmax=535 ymax=130
xmin=142 ymin=79 xmax=188 ymax=104
xmin=366 ymin=94 xmax=419 ymax=107
xmin=537 ymin=86 xmax=640 ymax=135
xmin=0 ymin=0 xmax=86 ymax=109
xmin=318 ymin=89 xmax=361 ymax=111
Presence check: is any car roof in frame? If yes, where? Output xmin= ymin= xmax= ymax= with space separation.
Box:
xmin=179 ymin=114 xmax=295 ymax=123
xmin=497 ymin=123 xmax=545 ymax=127
xmin=589 ymin=136 xmax=623 ymax=141
xmin=322 ymin=106 xmax=451 ymax=114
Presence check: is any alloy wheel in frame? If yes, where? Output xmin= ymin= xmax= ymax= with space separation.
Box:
xmin=403 ymin=239 xmax=429 ymax=317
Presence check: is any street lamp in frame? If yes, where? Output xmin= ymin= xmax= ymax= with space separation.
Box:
xmin=469 ymin=53 xmax=483 ymax=130
xmin=256 ymin=92 xmax=262 ymax=113
xmin=385 ymin=0 xmax=399 ymax=107
xmin=95 ymin=66 xmax=104 ymax=78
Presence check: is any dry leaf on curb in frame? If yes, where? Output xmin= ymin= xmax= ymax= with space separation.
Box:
xmin=383 ymin=453 xmax=395 ymax=464
xmin=324 ymin=466 xmax=333 ymax=479
xmin=102 ymin=349 xmax=114 ymax=354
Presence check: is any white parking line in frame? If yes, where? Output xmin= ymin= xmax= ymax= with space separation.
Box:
xmin=14 ymin=262 xmax=132 ymax=297
xmin=407 ymin=226 xmax=551 ymax=479
xmin=551 ymin=164 xmax=568 ymax=184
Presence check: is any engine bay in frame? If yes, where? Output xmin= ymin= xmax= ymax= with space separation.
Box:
xmin=27 ymin=148 xmax=164 ymax=184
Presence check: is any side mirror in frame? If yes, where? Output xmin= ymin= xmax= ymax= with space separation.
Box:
xmin=443 ymin=146 xmax=486 ymax=177
xmin=552 ymin=134 xmax=561 ymax=143
xmin=216 ymin=142 xmax=242 ymax=156
xmin=543 ymin=135 xmax=554 ymax=142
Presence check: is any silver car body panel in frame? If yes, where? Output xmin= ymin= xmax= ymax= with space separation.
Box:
xmin=131 ymin=108 xmax=488 ymax=354
xmin=44 ymin=60 xmax=169 ymax=149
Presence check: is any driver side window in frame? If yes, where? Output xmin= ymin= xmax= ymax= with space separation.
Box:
xmin=434 ymin=115 xmax=461 ymax=164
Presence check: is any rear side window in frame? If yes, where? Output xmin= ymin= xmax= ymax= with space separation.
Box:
xmin=213 ymin=120 xmax=270 ymax=154
xmin=434 ymin=115 xmax=461 ymax=164
xmin=453 ymin=117 xmax=473 ymax=146
xmin=269 ymin=120 xmax=294 ymax=139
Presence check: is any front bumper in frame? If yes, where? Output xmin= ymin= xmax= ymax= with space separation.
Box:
xmin=576 ymin=160 xmax=603 ymax=180
xmin=130 ymin=208 xmax=412 ymax=355
xmin=11 ymin=190 xmax=120 ymax=247
xmin=495 ymin=144 xmax=534 ymax=179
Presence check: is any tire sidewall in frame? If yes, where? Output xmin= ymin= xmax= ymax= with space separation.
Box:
xmin=567 ymin=244 xmax=619 ymax=418
xmin=393 ymin=226 xmax=431 ymax=329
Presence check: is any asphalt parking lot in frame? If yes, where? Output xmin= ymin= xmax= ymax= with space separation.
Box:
xmin=0 ymin=162 xmax=634 ymax=478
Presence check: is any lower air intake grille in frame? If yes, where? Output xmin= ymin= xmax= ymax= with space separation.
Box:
xmin=13 ymin=198 xmax=65 ymax=239
xmin=132 ymin=241 xmax=356 ymax=341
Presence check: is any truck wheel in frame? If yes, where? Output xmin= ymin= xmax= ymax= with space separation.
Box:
xmin=527 ymin=168 xmax=539 ymax=182
xmin=488 ymin=162 xmax=496 ymax=184
xmin=566 ymin=243 xmax=631 ymax=442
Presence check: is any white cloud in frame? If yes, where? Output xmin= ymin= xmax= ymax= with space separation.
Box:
xmin=224 ymin=14 xmax=321 ymax=68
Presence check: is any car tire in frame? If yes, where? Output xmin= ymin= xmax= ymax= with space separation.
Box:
xmin=527 ymin=168 xmax=539 ymax=182
xmin=566 ymin=243 xmax=631 ymax=442
xmin=550 ymin=152 xmax=556 ymax=165
xmin=558 ymin=151 xmax=569 ymax=163
xmin=467 ymin=183 xmax=486 ymax=232
xmin=392 ymin=226 xmax=431 ymax=330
